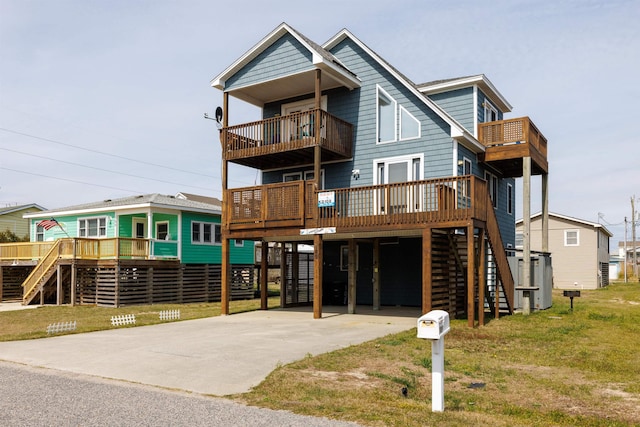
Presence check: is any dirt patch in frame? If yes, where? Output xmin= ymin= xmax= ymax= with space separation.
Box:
xmin=299 ymin=368 xmax=382 ymax=390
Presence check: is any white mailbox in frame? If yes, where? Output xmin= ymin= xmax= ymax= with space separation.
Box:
xmin=417 ymin=310 xmax=450 ymax=340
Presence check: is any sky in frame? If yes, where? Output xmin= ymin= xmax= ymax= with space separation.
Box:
xmin=0 ymin=0 xmax=638 ymax=245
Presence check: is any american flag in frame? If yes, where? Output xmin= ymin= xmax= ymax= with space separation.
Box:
xmin=37 ymin=218 xmax=60 ymax=230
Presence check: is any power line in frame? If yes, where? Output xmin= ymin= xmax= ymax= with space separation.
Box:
xmin=0 ymin=166 xmax=148 ymax=194
xmin=0 ymin=126 xmax=218 ymax=179
xmin=0 ymin=147 xmax=214 ymax=192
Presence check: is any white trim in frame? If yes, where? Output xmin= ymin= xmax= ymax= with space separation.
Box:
xmin=190 ymin=220 xmax=221 ymax=245
xmin=234 ymin=239 xmax=244 ymax=247
xmin=507 ymin=183 xmax=514 ymax=215
xmin=132 ymin=217 xmax=146 ymax=238
xmin=399 ymin=105 xmax=420 ymax=141
xmin=155 ymin=221 xmax=170 ymax=240
xmin=483 ymin=99 xmax=498 ymax=123
xmin=373 ymin=153 xmax=424 ymax=184
xmin=564 ymin=229 xmax=580 ymax=247
xmin=416 ymin=74 xmax=512 ymax=113
xmin=78 ymin=216 xmax=108 ymax=238
xmin=376 ymin=85 xmax=397 ymax=144
xmin=473 ymin=85 xmax=478 ymax=138
xmin=283 ymin=169 xmax=325 ymax=189
xmin=281 ymin=96 xmax=328 ymax=115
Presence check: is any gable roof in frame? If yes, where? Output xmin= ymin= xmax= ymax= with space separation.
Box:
xmin=417 ymin=74 xmax=512 ymax=113
xmin=23 ymin=194 xmax=221 ymax=218
xmin=175 ymin=192 xmax=222 ymax=206
xmin=323 ymin=28 xmax=484 ymax=153
xmin=516 ymin=212 xmax=613 ymax=237
xmin=0 ymin=203 xmax=46 ymax=215
xmin=210 ymin=23 xmax=361 ymax=106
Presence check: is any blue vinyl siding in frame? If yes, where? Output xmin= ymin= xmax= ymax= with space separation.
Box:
xmin=226 ymin=33 xmax=313 ymax=91
xmin=477 ymin=90 xmax=504 ymax=123
xmin=428 ymin=87 xmax=475 ymax=133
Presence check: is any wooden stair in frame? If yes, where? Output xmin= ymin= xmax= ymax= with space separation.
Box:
xmin=484 ymin=195 xmax=515 ymax=314
xmin=22 ymin=240 xmax=62 ymax=305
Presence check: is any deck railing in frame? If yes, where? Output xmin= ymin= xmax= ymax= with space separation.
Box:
xmin=478 ymin=116 xmax=547 ymax=158
xmin=0 ymin=238 xmax=176 ymax=262
xmin=223 ymin=109 xmax=353 ymax=161
xmin=227 ymin=176 xmax=489 ymax=231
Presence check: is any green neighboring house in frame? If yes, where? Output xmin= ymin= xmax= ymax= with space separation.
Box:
xmin=0 ymin=193 xmax=254 ymax=306
xmin=0 ymin=203 xmax=46 ymax=241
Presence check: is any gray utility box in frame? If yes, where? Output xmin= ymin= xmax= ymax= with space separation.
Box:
xmin=508 ymin=254 xmax=553 ymax=310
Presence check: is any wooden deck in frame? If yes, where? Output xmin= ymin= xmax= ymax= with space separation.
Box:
xmin=223 ymin=109 xmax=353 ymax=170
xmin=478 ymin=116 xmax=548 ymax=177
xmin=226 ymin=175 xmax=489 ymax=238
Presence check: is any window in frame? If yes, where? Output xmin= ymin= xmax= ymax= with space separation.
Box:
xmin=484 ymin=171 xmax=498 ymax=208
xmin=283 ymin=169 xmax=325 ymax=189
xmin=483 ymin=100 xmax=498 ymax=122
xmin=399 ymin=106 xmax=420 ymax=140
xmin=234 ymin=239 xmax=244 ymax=247
xmin=340 ymin=244 xmax=359 ymax=271
xmin=507 ymin=183 xmax=514 ymax=215
xmin=156 ymin=221 xmax=169 ymax=240
xmin=565 ymin=230 xmax=579 ymax=246
xmin=35 ymin=225 xmax=44 ymax=242
xmin=192 ymin=222 xmax=221 ymax=244
xmin=377 ymin=85 xmax=396 ymax=143
xmin=374 ymin=154 xmax=423 ymax=214
xmin=515 ymin=232 xmax=523 ymax=249
xmin=78 ymin=217 xmax=107 ymax=238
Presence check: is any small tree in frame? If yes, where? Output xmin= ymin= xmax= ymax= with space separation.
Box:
xmin=0 ymin=229 xmax=29 ymax=243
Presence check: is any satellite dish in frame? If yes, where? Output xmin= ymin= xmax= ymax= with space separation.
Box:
xmin=215 ymin=106 xmax=223 ymax=123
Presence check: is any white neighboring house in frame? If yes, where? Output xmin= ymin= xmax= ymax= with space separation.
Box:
xmin=516 ymin=212 xmax=612 ymax=290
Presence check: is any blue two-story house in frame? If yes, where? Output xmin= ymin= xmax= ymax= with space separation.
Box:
xmin=211 ymin=23 xmax=549 ymax=326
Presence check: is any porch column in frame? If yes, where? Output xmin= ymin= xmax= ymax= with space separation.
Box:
xmin=477 ymin=228 xmax=486 ymax=326
xmin=279 ymin=242 xmax=287 ymax=308
xmin=221 ymin=91 xmax=230 ymax=316
xmin=313 ymin=234 xmax=323 ymax=319
xmin=260 ymin=241 xmax=268 ymax=310
xmin=522 ymin=156 xmax=532 ymax=315
xmin=292 ymin=243 xmax=299 ymax=304
xmin=221 ymin=238 xmax=230 ymax=315
xmin=373 ymin=238 xmax=380 ymax=310
xmin=422 ymin=227 xmax=432 ymax=315
xmin=314 ymin=69 xmax=322 ymax=192
xmin=56 ymin=264 xmax=62 ymax=305
xmin=541 ymin=172 xmax=549 ymax=253
xmin=467 ymin=224 xmax=475 ymax=327
xmin=347 ymin=239 xmax=357 ymax=314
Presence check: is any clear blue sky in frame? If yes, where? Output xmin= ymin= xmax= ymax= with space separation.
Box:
xmin=1 ymin=0 xmax=638 ymax=244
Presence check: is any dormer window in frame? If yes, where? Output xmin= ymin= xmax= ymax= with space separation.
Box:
xmin=483 ymin=100 xmax=498 ymax=123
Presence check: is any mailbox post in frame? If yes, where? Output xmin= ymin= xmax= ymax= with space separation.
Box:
xmin=417 ymin=310 xmax=450 ymax=412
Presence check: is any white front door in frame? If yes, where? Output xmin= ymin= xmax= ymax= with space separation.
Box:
xmin=132 ymin=218 xmax=146 ymax=238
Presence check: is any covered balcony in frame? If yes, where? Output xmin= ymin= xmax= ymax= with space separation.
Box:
xmin=478 ymin=116 xmax=548 ymax=177
xmin=222 ymin=109 xmax=353 ymax=170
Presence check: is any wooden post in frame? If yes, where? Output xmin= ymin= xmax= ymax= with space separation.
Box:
xmin=478 ymin=228 xmax=486 ymax=326
xmin=373 ymin=238 xmax=380 ymax=310
xmin=467 ymin=224 xmax=475 ymax=327
xmin=56 ymin=264 xmax=62 ymax=305
xmin=0 ymin=266 xmax=3 ymax=301
xmin=314 ymin=69 xmax=322 ymax=192
xmin=313 ymin=234 xmax=323 ymax=319
xmin=347 ymin=239 xmax=357 ymax=314
xmin=221 ymin=91 xmax=230 ymax=316
xmin=542 ymin=172 xmax=549 ymax=253
xmin=260 ymin=241 xmax=268 ymax=310
xmin=522 ymin=156 xmax=532 ymax=315
xmin=221 ymin=238 xmax=230 ymax=315
xmin=422 ymin=227 xmax=432 ymax=314
xmin=292 ymin=243 xmax=299 ymax=304
xmin=280 ymin=242 xmax=286 ymax=308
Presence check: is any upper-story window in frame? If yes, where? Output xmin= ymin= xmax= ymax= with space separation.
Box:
xmin=79 ymin=217 xmax=107 ymax=238
xmin=565 ymin=230 xmax=579 ymax=246
xmin=483 ymin=100 xmax=498 ymax=123
xmin=35 ymin=225 xmax=45 ymax=242
xmin=192 ymin=221 xmax=221 ymax=245
xmin=400 ymin=106 xmax=420 ymax=140
xmin=156 ymin=221 xmax=170 ymax=240
xmin=377 ymin=85 xmax=397 ymax=143
xmin=484 ymin=171 xmax=498 ymax=208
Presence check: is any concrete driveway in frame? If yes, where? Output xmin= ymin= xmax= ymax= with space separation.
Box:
xmin=0 ymin=306 xmax=418 ymax=396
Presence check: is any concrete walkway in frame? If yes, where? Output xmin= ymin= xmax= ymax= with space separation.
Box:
xmin=0 ymin=306 xmax=418 ymax=396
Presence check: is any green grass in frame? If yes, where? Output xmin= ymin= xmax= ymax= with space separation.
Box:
xmin=1 ymin=282 xmax=639 ymax=426
xmin=236 ymin=282 xmax=640 ymax=426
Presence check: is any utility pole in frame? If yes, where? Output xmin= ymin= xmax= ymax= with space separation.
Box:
xmin=632 ymin=196 xmax=638 ymax=279
xmin=624 ymin=216 xmax=628 ymax=283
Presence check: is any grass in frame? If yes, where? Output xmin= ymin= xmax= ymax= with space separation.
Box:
xmin=236 ymin=282 xmax=640 ymax=426
xmin=1 ymin=282 xmax=639 ymax=426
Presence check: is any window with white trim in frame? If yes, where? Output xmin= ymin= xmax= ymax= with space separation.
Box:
xmin=485 ymin=171 xmax=498 ymax=208
xmin=399 ymin=106 xmax=420 ymax=140
xmin=483 ymin=100 xmax=498 ymax=122
xmin=507 ymin=183 xmax=514 ymax=215
xmin=565 ymin=230 xmax=579 ymax=246
xmin=35 ymin=225 xmax=44 ymax=242
xmin=283 ymin=169 xmax=325 ymax=189
xmin=191 ymin=222 xmax=221 ymax=244
xmin=79 ymin=217 xmax=107 ymax=238
xmin=156 ymin=221 xmax=169 ymax=240
xmin=515 ymin=232 xmax=523 ymax=249
xmin=234 ymin=239 xmax=244 ymax=247
xmin=377 ymin=85 xmax=397 ymax=143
